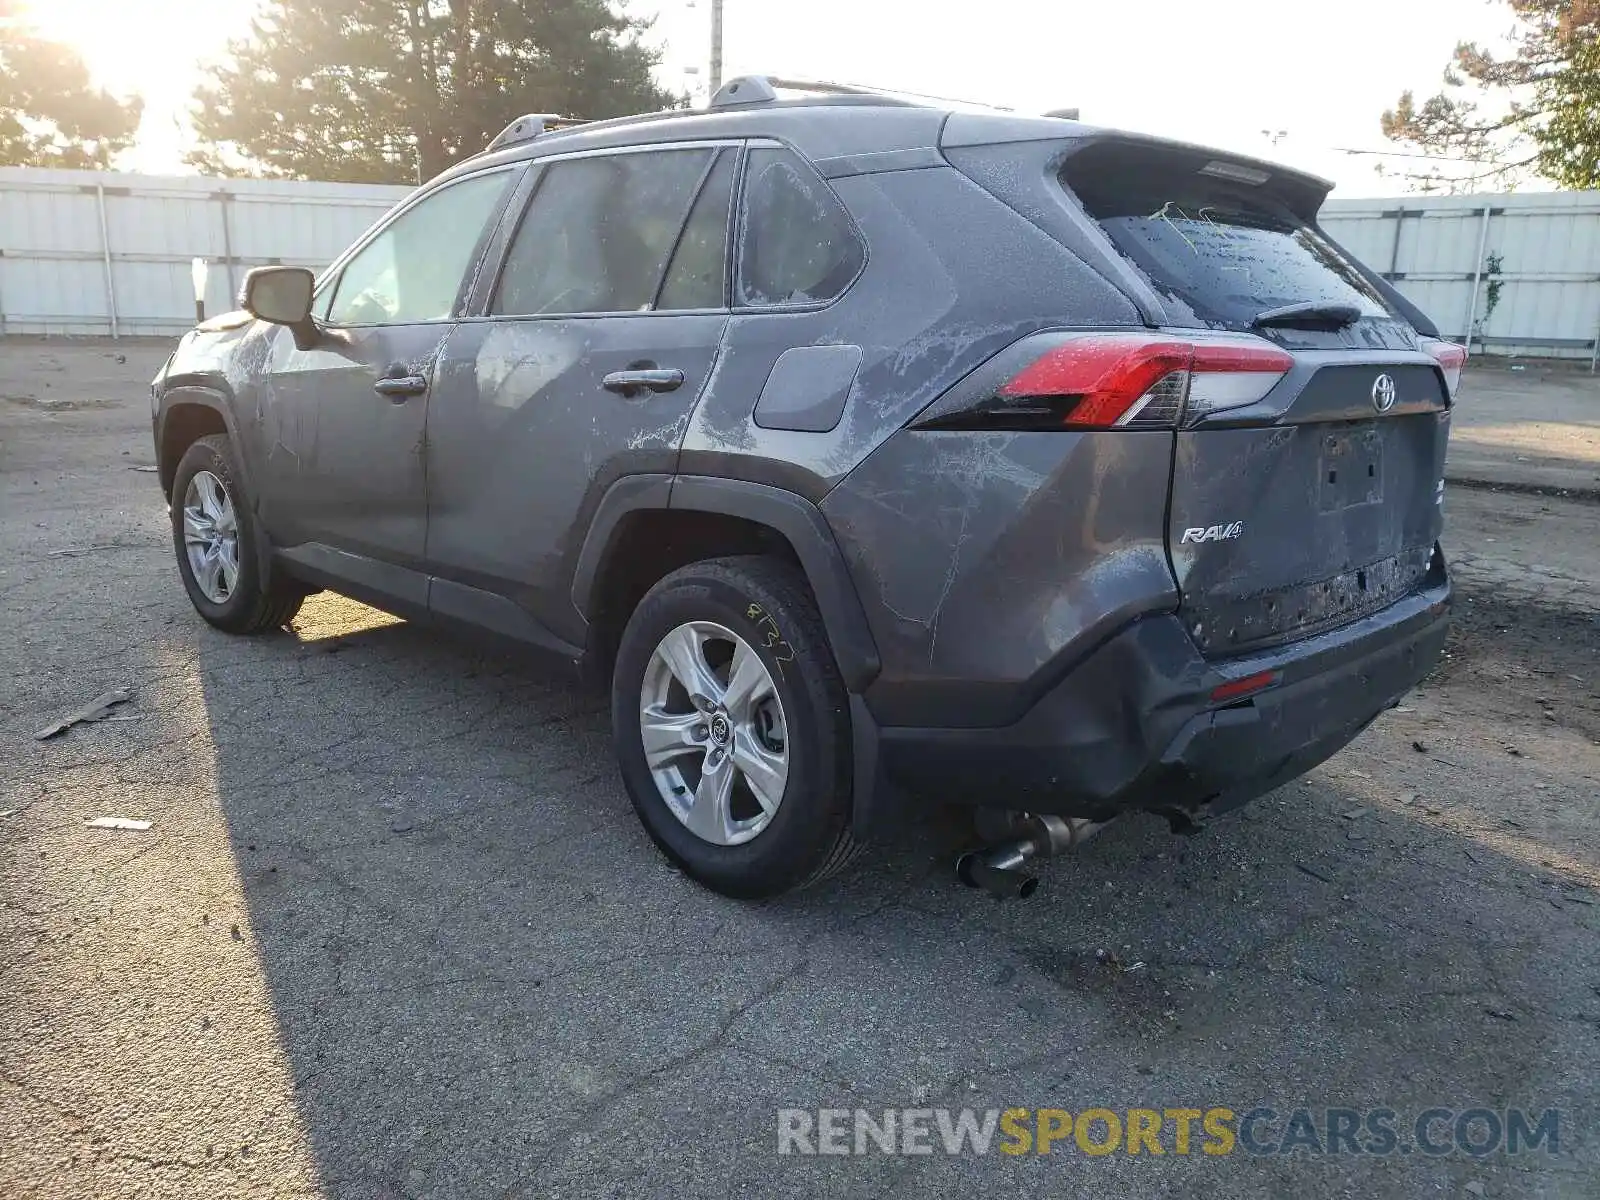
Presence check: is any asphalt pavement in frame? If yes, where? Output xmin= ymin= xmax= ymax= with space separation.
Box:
xmin=1 ymin=341 xmax=1597 ymax=1199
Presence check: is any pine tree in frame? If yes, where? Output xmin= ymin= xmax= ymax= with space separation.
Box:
xmin=0 ymin=0 xmax=143 ymax=168
xmin=189 ymin=0 xmax=679 ymax=184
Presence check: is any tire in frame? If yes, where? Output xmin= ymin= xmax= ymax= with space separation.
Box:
xmin=170 ymin=434 xmax=305 ymax=634
xmin=611 ymin=556 xmax=860 ymax=899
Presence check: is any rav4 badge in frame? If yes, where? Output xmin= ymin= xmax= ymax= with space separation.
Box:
xmin=1180 ymin=522 xmax=1245 ymax=544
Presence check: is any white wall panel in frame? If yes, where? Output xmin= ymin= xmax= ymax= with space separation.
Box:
xmin=1321 ymin=190 xmax=1600 ymax=363
xmin=1 ymin=166 xmax=1595 ymax=366
xmin=1 ymin=167 xmax=409 ymax=336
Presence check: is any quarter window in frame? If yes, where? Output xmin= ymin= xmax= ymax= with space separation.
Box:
xmin=493 ymin=149 xmax=713 ymax=316
xmin=325 ymin=171 xmax=513 ymax=326
xmin=737 ymin=147 xmax=863 ymax=307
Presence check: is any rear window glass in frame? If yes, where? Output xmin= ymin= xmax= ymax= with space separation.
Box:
xmin=1064 ymin=158 xmax=1392 ymax=330
xmin=737 ymin=147 xmax=863 ymax=307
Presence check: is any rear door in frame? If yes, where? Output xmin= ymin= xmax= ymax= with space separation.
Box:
xmin=424 ymin=144 xmax=737 ymax=647
xmin=1064 ymin=144 xmax=1456 ymax=656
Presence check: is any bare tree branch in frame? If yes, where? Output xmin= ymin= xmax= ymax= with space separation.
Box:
xmin=1380 ymin=0 xmax=1600 ymax=190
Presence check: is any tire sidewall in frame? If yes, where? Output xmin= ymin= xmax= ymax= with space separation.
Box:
xmin=170 ymin=437 xmax=265 ymax=627
xmin=612 ymin=566 xmax=849 ymax=897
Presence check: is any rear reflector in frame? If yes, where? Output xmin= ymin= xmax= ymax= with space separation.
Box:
xmin=1419 ymin=338 xmax=1467 ymax=399
xmin=993 ymin=334 xmax=1293 ymax=429
xmin=1209 ymin=670 xmax=1281 ymax=704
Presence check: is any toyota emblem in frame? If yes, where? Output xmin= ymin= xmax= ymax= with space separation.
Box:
xmin=1371 ymin=373 xmax=1398 ymax=413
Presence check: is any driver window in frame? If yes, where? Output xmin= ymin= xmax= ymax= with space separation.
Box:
xmin=325 ymin=171 xmax=513 ymax=326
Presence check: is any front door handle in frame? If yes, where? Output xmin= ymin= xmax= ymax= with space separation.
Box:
xmin=374 ymin=374 xmax=428 ymax=400
xmin=602 ymin=368 xmax=685 ymax=397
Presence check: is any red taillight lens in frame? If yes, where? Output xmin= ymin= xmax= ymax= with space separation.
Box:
xmin=1419 ymin=338 xmax=1467 ymax=399
xmin=999 ymin=336 xmax=1193 ymax=427
xmin=994 ymin=334 xmax=1292 ymax=430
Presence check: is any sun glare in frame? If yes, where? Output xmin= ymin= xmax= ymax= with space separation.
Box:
xmin=16 ymin=0 xmax=251 ymax=97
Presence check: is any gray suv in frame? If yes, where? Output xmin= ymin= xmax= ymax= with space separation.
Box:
xmin=151 ymin=76 xmax=1460 ymax=898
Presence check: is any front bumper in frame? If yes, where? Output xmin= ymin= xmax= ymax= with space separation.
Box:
xmin=876 ymin=563 xmax=1451 ymax=819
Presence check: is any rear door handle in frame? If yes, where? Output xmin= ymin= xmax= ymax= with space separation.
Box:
xmin=374 ymin=374 xmax=428 ymax=400
xmin=601 ymin=368 xmax=685 ymax=397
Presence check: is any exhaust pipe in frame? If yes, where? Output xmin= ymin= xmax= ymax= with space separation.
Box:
xmin=956 ymin=814 xmax=1109 ymax=898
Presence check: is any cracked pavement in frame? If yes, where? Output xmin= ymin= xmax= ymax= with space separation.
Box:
xmin=2 ymin=341 xmax=1598 ymax=1198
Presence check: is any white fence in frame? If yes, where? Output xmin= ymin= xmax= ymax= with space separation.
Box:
xmin=0 ymin=168 xmax=411 ymax=337
xmin=1320 ymin=190 xmax=1600 ymax=366
xmin=1 ymin=167 xmax=1598 ymax=365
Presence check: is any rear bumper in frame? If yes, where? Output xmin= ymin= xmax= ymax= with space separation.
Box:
xmin=876 ymin=559 xmax=1451 ymax=818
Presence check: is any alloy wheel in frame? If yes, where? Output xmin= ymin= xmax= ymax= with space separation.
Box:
xmin=182 ymin=469 xmax=240 ymax=604
xmin=638 ymin=620 xmax=789 ymax=846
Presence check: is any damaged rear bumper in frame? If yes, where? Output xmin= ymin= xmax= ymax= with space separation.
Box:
xmin=876 ymin=557 xmax=1451 ymax=818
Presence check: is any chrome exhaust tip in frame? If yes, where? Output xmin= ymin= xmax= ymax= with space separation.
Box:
xmin=956 ymin=851 xmax=1039 ymax=899
xmin=956 ymin=813 xmax=1110 ymax=898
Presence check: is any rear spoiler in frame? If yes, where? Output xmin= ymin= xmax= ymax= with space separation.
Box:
xmin=941 ymin=114 xmax=1334 ymax=223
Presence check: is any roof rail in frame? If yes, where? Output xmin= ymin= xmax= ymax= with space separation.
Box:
xmin=708 ymin=75 xmax=906 ymax=109
xmin=484 ymin=113 xmax=590 ymax=154
xmin=708 ymin=74 xmax=1012 ymax=113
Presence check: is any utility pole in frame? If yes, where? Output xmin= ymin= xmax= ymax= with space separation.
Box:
xmin=709 ymin=0 xmax=724 ymax=94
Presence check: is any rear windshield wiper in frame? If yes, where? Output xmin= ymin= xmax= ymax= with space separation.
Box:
xmin=1252 ymin=301 xmax=1362 ymax=329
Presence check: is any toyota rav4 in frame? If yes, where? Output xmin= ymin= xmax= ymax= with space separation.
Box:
xmin=151 ymin=76 xmax=1459 ymax=898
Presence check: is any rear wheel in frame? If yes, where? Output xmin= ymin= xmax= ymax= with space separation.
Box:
xmin=170 ymin=434 xmax=304 ymax=633
xmin=611 ymin=557 xmax=858 ymax=898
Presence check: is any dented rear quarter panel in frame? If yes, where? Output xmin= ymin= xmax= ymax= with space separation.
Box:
xmin=821 ymin=430 xmax=1179 ymax=728
xmin=681 ymin=162 xmax=1175 ymax=728
xmin=677 ymin=164 xmax=1143 ymax=502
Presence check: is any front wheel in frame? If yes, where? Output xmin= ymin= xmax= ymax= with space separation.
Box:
xmin=611 ymin=556 xmax=859 ymax=898
xmin=170 ymin=434 xmax=305 ymax=634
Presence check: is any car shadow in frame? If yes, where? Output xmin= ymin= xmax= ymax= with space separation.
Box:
xmin=191 ymin=593 xmax=1596 ymax=1197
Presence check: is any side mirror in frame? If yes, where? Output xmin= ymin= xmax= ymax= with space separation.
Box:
xmin=240 ymin=266 xmax=318 ymax=348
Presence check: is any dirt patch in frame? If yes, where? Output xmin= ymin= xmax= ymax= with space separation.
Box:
xmin=1448 ymin=476 xmax=1600 ymax=504
xmin=3 ymin=394 xmax=125 ymax=412
xmin=1434 ymin=586 xmax=1600 ymax=743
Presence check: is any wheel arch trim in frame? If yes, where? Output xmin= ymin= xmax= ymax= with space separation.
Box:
xmin=157 ymin=387 xmax=271 ymax=583
xmin=156 ymin=386 xmax=249 ymax=494
xmin=572 ymin=473 xmax=882 ymax=695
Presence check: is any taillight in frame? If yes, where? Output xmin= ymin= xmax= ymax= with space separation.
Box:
xmin=1419 ymin=338 xmax=1467 ymax=399
xmin=917 ymin=333 xmax=1293 ymax=431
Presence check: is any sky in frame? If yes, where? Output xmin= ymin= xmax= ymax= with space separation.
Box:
xmin=17 ymin=0 xmax=1525 ymax=197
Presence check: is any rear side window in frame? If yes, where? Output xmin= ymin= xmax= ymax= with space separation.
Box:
xmin=737 ymin=147 xmax=863 ymax=307
xmin=1063 ymin=153 xmax=1392 ymax=331
xmin=493 ymin=149 xmax=712 ymax=315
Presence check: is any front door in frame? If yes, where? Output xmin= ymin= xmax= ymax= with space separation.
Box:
xmin=425 ymin=144 xmax=738 ymax=646
xmin=255 ymin=323 xmax=440 ymax=566
xmin=253 ymin=167 xmax=519 ymax=570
